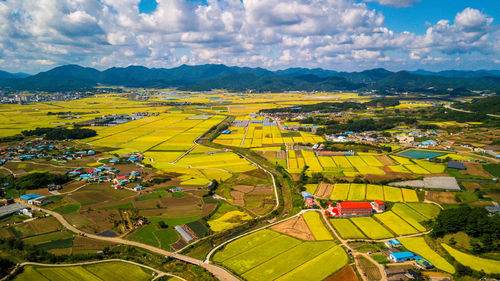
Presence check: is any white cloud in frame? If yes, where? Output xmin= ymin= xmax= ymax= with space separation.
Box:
xmin=0 ymin=1 xmax=498 ymax=73
xmin=364 ymin=0 xmax=420 ymax=8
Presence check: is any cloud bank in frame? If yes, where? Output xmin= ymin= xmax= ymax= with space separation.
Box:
xmin=0 ymin=0 xmax=498 ymax=73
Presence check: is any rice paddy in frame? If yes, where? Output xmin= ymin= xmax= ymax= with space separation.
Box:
xmin=399 ymin=238 xmax=455 ymax=273
xmin=213 ymin=229 xmax=347 ymax=281
xmin=441 ymin=244 xmax=500 ymax=274
xmin=325 ymin=183 xmax=417 ymax=203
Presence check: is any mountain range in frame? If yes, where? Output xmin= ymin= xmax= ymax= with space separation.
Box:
xmin=1 ymin=64 xmax=500 ymax=94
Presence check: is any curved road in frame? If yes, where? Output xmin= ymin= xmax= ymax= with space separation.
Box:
xmin=18 ymin=202 xmax=238 ymax=281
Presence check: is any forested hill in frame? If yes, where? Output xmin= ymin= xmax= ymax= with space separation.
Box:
xmin=454 ymin=95 xmax=500 ymax=115
xmin=2 ymin=64 xmax=500 ymax=94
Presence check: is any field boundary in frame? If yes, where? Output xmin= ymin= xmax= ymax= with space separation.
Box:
xmin=2 ymin=259 xmax=187 ymax=281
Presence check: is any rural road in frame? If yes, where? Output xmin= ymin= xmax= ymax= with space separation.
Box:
xmin=3 ymin=259 xmax=186 ymax=281
xmin=18 ymin=202 xmax=239 ymax=281
xmin=319 ymin=209 xmax=387 ymax=281
xmin=444 ymin=104 xmax=500 ymax=118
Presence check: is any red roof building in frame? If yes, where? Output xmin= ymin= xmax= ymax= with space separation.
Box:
xmin=372 ymin=200 xmax=386 ymax=211
xmin=334 ymin=201 xmax=373 ymax=216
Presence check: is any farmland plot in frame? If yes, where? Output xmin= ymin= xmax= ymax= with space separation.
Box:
xmin=374 ymin=211 xmax=418 ymax=236
xmin=383 ymin=186 xmax=404 ymax=202
xmin=330 ymin=183 xmax=350 ymax=200
xmin=399 ymin=238 xmax=455 ymax=273
xmin=330 ymin=219 xmax=366 ymax=239
xmin=350 ymin=217 xmax=393 ymax=239
xmin=347 ymin=184 xmax=366 ymax=201
xmin=365 ymin=184 xmax=384 ymax=201
xmin=441 ymin=244 xmax=500 ymax=274
xmin=303 ymin=211 xmax=333 ymax=240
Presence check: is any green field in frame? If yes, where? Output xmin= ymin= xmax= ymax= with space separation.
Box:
xmin=442 ymin=244 xmax=500 ymax=274
xmin=350 ymin=217 xmax=393 ymax=239
xmin=15 ymin=262 xmax=152 ymax=281
xmin=330 ymin=219 xmax=366 ymax=239
xmin=391 ymin=204 xmax=427 ymax=231
xmin=303 ymin=211 xmax=333 ymax=240
xmin=407 ymin=203 xmax=441 ymax=219
xmin=214 ymin=229 xmax=347 ymax=281
xmin=347 ymin=184 xmax=366 ymax=201
xmin=383 ymin=186 xmax=403 ymax=202
xmin=399 ymin=238 xmax=455 ymax=273
xmin=275 ymin=246 xmax=347 ymax=281
xmin=241 ymin=241 xmax=339 ymax=281
xmin=374 ymin=211 xmax=417 ymax=236
xmin=365 ymin=184 xmax=384 ymax=201
xmin=213 ymin=230 xmax=280 ymax=262
xmin=401 ymin=189 xmax=419 ymax=202
xmin=222 ymin=235 xmax=301 ymax=274
xmin=330 ymin=183 xmax=350 ymax=200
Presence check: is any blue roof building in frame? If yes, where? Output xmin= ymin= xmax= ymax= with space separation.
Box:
xmin=301 ymin=191 xmax=313 ymax=199
xmin=20 ymin=194 xmax=42 ymax=201
xmin=390 ymin=239 xmax=402 ymax=247
xmin=389 ymin=251 xmax=422 ymax=263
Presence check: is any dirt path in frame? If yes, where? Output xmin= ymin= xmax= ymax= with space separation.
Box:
xmin=4 ymin=259 xmax=187 ymax=281
xmin=18 ymin=201 xmax=239 ymax=281
xmin=318 ymin=209 xmax=386 ymax=281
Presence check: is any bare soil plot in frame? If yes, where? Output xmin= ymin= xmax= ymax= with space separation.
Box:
xmin=170 ymin=239 xmax=187 ymax=251
xmin=324 ymin=265 xmax=359 ymax=281
xmin=71 ymin=236 xmax=117 ymax=254
xmin=233 ymin=185 xmax=254 ymax=193
xmin=315 ymin=183 xmax=333 ymax=198
xmin=463 ymin=163 xmax=492 ymax=177
xmin=426 ymin=191 xmax=458 ymax=204
xmin=249 ymin=186 xmax=273 ymax=195
xmin=78 ymin=209 xmax=120 ymax=234
xmin=376 ymin=155 xmax=395 ymax=166
xmin=356 ymin=256 xmax=381 ymax=281
xmin=271 ymin=215 xmax=315 ymax=241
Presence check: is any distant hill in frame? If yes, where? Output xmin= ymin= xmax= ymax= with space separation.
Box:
xmin=2 ymin=64 xmax=500 ymax=93
xmin=410 ymin=69 xmax=500 ymax=78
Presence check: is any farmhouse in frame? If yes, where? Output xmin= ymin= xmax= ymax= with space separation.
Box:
xmin=371 ymin=200 xmax=386 ymax=212
xmin=389 ymin=239 xmax=402 ymax=247
xmin=389 ymin=251 xmax=422 ymax=262
xmin=333 ymin=201 xmax=373 ymax=216
xmin=301 ymin=191 xmax=315 ymax=207
xmin=20 ymin=194 xmax=43 ymax=204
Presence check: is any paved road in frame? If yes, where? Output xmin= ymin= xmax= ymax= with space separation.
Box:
xmin=444 ymin=104 xmax=500 ymax=118
xmin=18 ymin=202 xmax=239 ymax=281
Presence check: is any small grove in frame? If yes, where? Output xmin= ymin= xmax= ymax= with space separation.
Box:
xmin=430 ymin=205 xmax=500 ymax=253
xmin=0 ymin=172 xmax=71 ymax=197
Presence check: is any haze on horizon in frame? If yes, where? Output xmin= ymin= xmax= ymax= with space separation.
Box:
xmin=1 ymin=0 xmax=500 ymax=74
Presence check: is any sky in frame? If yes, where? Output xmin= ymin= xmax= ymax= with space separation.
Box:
xmin=1 ymin=0 xmax=500 ymax=74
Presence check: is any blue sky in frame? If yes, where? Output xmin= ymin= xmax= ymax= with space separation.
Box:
xmin=0 ymin=0 xmax=499 ymax=74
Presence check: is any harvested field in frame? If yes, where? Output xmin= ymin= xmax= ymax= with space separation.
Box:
xmin=376 ymin=155 xmax=395 ymax=166
xmin=170 ymin=239 xmax=188 ymax=251
xmin=249 ymin=186 xmax=273 ymax=195
xmin=230 ymin=191 xmax=244 ymax=200
xmin=356 ymin=256 xmax=381 ymax=281
xmin=233 ymin=185 xmax=254 ymax=193
xmin=464 ymin=163 xmax=492 ymax=177
xmin=315 ymin=183 xmax=332 ymax=198
xmin=426 ymin=191 xmax=457 ymax=204
xmin=271 ymin=215 xmax=315 ymax=241
xmin=324 ymin=265 xmax=359 ymax=281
